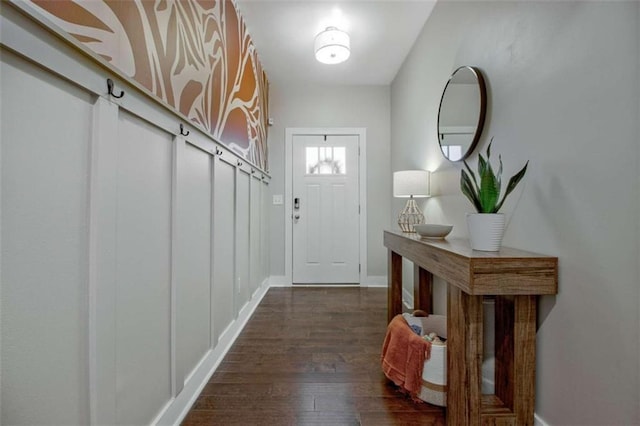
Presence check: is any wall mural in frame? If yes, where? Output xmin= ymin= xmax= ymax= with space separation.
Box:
xmin=29 ymin=0 xmax=269 ymax=170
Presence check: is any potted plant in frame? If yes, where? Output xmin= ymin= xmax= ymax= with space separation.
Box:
xmin=460 ymin=140 xmax=528 ymax=251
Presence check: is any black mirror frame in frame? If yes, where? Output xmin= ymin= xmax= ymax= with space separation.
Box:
xmin=437 ymin=66 xmax=487 ymax=162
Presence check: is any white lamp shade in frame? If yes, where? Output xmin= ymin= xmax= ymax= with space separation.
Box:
xmin=393 ymin=170 xmax=430 ymax=198
xmin=314 ymin=27 xmax=350 ymax=64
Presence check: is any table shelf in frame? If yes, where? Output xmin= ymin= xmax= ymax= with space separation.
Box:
xmin=383 ymin=230 xmax=558 ymax=426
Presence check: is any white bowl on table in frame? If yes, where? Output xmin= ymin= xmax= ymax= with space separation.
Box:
xmin=413 ymin=224 xmax=453 ymax=239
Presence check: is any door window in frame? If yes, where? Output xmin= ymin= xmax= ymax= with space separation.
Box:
xmin=305 ymin=146 xmax=346 ymax=175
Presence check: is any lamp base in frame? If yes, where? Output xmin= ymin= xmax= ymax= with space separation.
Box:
xmin=398 ymin=197 xmax=424 ymax=233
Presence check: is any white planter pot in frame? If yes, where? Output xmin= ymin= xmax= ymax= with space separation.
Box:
xmin=466 ymin=213 xmax=505 ymax=251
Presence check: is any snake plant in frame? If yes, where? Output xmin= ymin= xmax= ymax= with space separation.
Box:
xmin=460 ymin=140 xmax=529 ymax=213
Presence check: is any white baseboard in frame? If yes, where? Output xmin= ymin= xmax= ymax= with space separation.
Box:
xmin=403 ymin=287 xmax=413 ymax=310
xmin=268 ymin=275 xmax=291 ymax=287
xmin=268 ymin=275 xmax=387 ymax=287
xmin=534 ymin=413 xmax=550 ymax=426
xmin=362 ymin=275 xmax=386 ymax=287
xmin=154 ymin=279 xmax=270 ymax=425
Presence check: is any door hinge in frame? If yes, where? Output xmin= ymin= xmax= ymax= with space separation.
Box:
xmin=358 ymin=205 xmax=360 ymax=214
xmin=359 ymin=264 xmax=361 ymax=273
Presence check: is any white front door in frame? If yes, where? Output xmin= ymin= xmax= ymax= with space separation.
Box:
xmin=292 ymin=134 xmax=360 ymax=284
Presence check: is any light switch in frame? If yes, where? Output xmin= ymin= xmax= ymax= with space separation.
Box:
xmin=273 ymin=194 xmax=283 ymax=205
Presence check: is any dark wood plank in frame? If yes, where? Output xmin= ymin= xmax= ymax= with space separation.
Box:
xmin=513 ymin=295 xmax=537 ymax=425
xmin=471 ymin=259 xmax=558 ymax=295
xmin=388 ymin=249 xmax=403 ymax=322
xmin=414 ymin=264 xmax=433 ymax=313
xmin=360 ymin=412 xmax=446 ymax=426
xmin=447 ymin=285 xmax=483 ymax=426
xmin=495 ymin=295 xmax=515 ymax=410
xmin=481 ymin=393 xmax=517 ymax=425
xmin=182 ymin=287 xmax=444 ymax=425
xmin=384 ymin=230 xmax=558 ymax=295
xmin=493 ymin=295 xmax=537 ymax=425
xmin=385 ymin=232 xmax=469 ymax=293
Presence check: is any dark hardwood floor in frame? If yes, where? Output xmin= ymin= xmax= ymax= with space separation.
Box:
xmin=182 ymin=287 xmax=446 ymax=425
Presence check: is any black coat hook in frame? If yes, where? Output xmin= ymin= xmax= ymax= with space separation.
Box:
xmin=107 ymin=78 xmax=124 ymax=98
xmin=179 ymin=124 xmax=190 ymax=137
xmin=215 ymin=148 xmax=223 ymax=156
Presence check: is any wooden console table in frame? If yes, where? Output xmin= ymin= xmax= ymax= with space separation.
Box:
xmin=384 ymin=230 xmax=558 ymax=425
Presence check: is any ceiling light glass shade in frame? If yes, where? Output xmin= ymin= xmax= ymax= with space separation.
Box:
xmin=314 ymin=26 xmax=350 ymax=64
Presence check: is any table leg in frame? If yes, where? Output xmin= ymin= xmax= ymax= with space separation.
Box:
xmin=413 ymin=265 xmax=433 ymax=314
xmin=495 ymin=295 xmax=537 ymax=425
xmin=387 ymin=249 xmax=403 ymax=324
xmin=447 ymin=285 xmax=483 ymax=425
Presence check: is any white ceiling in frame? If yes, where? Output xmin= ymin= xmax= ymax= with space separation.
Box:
xmin=235 ymin=1 xmax=437 ymax=86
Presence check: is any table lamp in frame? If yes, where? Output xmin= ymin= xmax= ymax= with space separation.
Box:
xmin=393 ymin=170 xmax=430 ymax=232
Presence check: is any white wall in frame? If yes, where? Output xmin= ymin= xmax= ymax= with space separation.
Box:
xmin=637 ymin=4 xmax=640 ymax=424
xmin=0 ymin=5 xmax=272 ymax=424
xmin=267 ymin=83 xmax=391 ymax=280
xmin=391 ymin=1 xmax=639 ymax=424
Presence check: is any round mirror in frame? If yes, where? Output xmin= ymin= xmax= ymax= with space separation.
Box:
xmin=437 ymin=66 xmax=487 ymax=162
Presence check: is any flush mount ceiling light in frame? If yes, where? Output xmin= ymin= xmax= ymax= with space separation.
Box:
xmin=314 ymin=26 xmax=350 ymax=64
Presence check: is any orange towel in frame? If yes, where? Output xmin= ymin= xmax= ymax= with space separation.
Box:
xmin=381 ymin=314 xmax=432 ymax=398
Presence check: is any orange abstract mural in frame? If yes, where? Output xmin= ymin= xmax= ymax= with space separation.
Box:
xmin=29 ymin=0 xmax=269 ymax=170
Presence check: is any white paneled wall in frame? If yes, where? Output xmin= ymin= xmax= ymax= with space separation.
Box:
xmin=212 ymin=157 xmax=237 ymax=344
xmin=261 ymin=179 xmax=270 ymax=288
xmin=0 ymin=50 xmax=93 ymax=426
xmin=0 ymin=7 xmax=271 ymax=425
xmin=235 ymin=169 xmax=251 ymax=314
xmin=115 ymin=110 xmax=174 ymax=425
xmin=250 ymin=174 xmax=262 ymax=297
xmin=175 ymin=142 xmax=212 ymax=393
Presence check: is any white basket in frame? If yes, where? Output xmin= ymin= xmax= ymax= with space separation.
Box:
xmin=411 ymin=314 xmax=495 ymax=406
xmin=415 ymin=314 xmax=447 ymax=406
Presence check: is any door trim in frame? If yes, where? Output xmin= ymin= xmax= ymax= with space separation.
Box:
xmin=285 ymin=128 xmax=367 ymax=286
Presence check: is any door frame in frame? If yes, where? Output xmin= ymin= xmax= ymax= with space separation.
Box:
xmin=285 ymin=127 xmax=367 ymax=286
